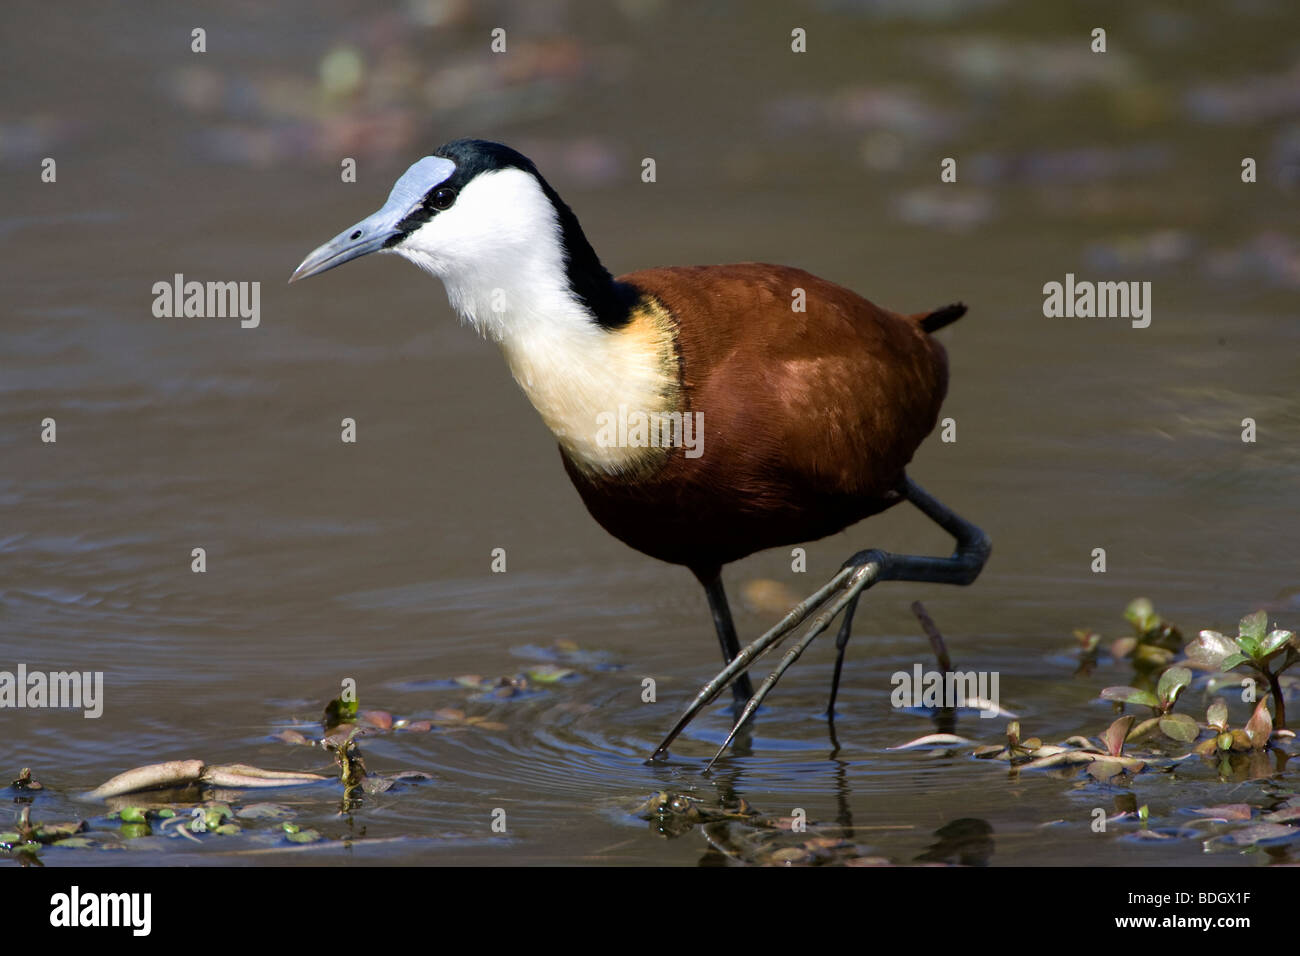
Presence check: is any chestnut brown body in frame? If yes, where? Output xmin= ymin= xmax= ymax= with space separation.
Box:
xmin=561 ymin=263 xmax=950 ymax=577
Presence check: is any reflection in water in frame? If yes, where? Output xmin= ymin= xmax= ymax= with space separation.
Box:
xmin=915 ymin=819 xmax=996 ymax=867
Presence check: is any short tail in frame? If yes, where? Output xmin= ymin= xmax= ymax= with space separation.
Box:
xmin=915 ymin=302 xmax=967 ymax=334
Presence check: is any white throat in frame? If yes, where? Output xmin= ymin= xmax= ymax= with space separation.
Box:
xmin=392 ymin=167 xmax=679 ymax=475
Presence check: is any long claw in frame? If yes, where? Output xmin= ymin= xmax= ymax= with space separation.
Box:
xmin=648 ymin=477 xmax=990 ymax=765
xmin=650 ymin=565 xmax=855 ymax=760
xmin=704 ymin=561 xmax=880 ymax=771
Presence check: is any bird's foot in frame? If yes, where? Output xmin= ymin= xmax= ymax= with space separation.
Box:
xmin=650 ymin=556 xmax=882 ymax=768
xmin=649 ymin=478 xmax=989 ymax=769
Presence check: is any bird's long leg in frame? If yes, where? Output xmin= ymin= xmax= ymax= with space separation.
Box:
xmin=650 ymin=566 xmax=856 ymax=760
xmin=652 ymin=477 xmax=990 ymax=764
xmin=698 ymin=572 xmax=755 ymax=708
xmin=825 ymin=594 xmax=861 ymax=719
xmin=702 ymin=563 xmax=879 ymax=771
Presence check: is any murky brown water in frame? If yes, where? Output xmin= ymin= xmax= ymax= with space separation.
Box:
xmin=3 ymin=0 xmax=1298 ymax=865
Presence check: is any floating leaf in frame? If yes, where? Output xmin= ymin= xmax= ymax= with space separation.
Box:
xmin=283 ymin=825 xmax=322 ymax=844
xmin=272 ymin=729 xmax=313 ymax=746
xmin=1188 ymin=804 xmax=1252 ymax=821
xmin=1086 ymin=760 xmax=1126 ymax=782
xmin=1156 ymin=666 xmax=1192 ymax=708
xmin=1100 ymin=687 xmax=1158 ymax=709
xmin=525 ymin=665 xmax=575 ymax=683
xmin=359 ymin=710 xmax=393 ymax=730
xmin=1209 ymin=823 xmax=1300 ymax=848
xmin=1159 ymin=713 xmax=1200 ymax=743
xmin=361 ymin=770 xmax=434 ymax=794
xmin=52 ymin=837 xmax=95 ymax=849
xmin=32 ymin=821 xmax=87 ymax=843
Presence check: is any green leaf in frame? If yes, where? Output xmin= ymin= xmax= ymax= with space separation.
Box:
xmin=1134 ymin=645 xmax=1174 ymax=669
xmin=525 ymin=665 xmax=575 ymax=683
xmin=1125 ymin=598 xmax=1158 ymax=633
xmin=1128 ymin=716 xmax=1162 ymax=741
xmin=1157 ymin=666 xmax=1192 ymax=708
xmin=119 ymin=806 xmax=149 ymax=824
xmin=1185 ymin=630 xmax=1237 ymax=671
xmin=1100 ymin=686 xmax=1159 ymax=709
xmin=1260 ymin=630 xmax=1295 ymax=657
xmin=1239 ymin=610 xmax=1268 ymax=643
xmin=1158 ymin=713 xmax=1200 ymax=743
xmin=1220 ymin=652 xmax=1249 ymax=671
xmin=52 ymin=837 xmax=95 ymax=849
xmin=1206 ymin=697 xmax=1229 ymax=731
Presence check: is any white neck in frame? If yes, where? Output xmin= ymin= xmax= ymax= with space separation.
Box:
xmin=494 ymin=297 xmax=680 ymax=475
xmin=391 ymin=167 xmax=679 ymax=475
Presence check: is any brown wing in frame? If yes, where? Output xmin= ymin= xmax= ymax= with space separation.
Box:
xmin=620 ymin=263 xmax=948 ymax=498
xmin=565 ymin=263 xmax=950 ymax=570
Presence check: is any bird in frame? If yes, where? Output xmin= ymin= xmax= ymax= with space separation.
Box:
xmin=291 ymin=138 xmax=990 ymax=767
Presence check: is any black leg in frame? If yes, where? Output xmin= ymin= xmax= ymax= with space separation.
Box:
xmin=825 ymin=593 xmax=860 ymax=718
xmin=653 ymin=477 xmax=990 ymax=765
xmin=698 ymin=571 xmax=755 ymax=707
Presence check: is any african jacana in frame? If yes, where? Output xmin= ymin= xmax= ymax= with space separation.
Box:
xmin=292 ymin=139 xmax=990 ymax=765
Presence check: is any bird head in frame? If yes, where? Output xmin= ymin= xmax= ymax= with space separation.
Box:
xmin=291 ymin=139 xmax=621 ymax=339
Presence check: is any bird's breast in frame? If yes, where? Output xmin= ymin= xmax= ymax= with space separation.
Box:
xmin=498 ymin=293 xmax=683 ymax=477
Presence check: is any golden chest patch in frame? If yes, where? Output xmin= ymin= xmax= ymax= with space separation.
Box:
xmin=499 ymin=296 xmax=683 ymax=476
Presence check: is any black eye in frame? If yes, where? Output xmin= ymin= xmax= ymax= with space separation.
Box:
xmin=430 ymin=186 xmax=456 ymax=210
